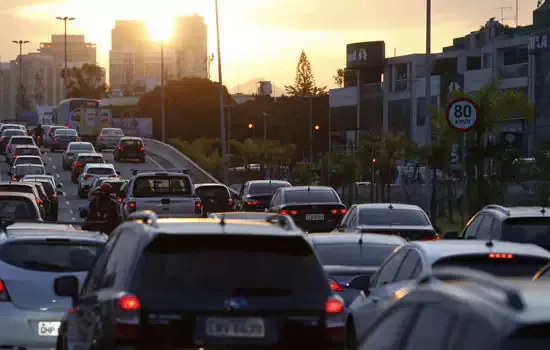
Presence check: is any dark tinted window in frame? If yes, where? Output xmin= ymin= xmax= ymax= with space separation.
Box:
xmin=103 ymin=129 xmax=124 ymax=135
xmin=0 ymin=241 xmax=102 ymax=272
xmin=77 ymin=156 xmax=103 ymax=164
xmin=376 ymin=250 xmax=407 ymax=285
xmin=433 ymin=255 xmax=549 ymax=277
xmin=460 ymin=320 xmax=498 ymax=349
xmin=502 ymin=218 xmax=550 ymax=249
xmin=11 ymin=138 xmax=34 ymax=145
xmin=503 ymin=323 xmax=550 ymax=349
xmin=35 ymin=181 xmax=55 ymax=196
xmin=121 ymin=139 xmax=142 ymax=146
xmin=15 ymin=166 xmax=45 ymax=175
xmin=55 ymin=129 xmax=77 ymax=136
xmin=404 ymin=305 xmax=454 ymax=350
xmin=48 ymin=127 xmax=66 ymax=135
xmin=395 ymin=250 xmax=422 ymax=281
xmin=0 ymin=198 xmax=38 ymax=220
xmin=313 ymin=243 xmax=398 ymax=267
xmin=15 ymin=157 xmax=42 ymax=165
xmin=69 ymin=144 xmax=94 ymax=151
xmin=15 ymin=147 xmax=39 ymax=155
xmin=87 ymin=168 xmax=115 ymax=175
xmin=249 ymin=182 xmax=290 ymax=195
xmin=133 ymin=235 xmax=328 ymax=305
xmin=196 ymin=185 xmax=229 ymax=198
xmin=2 ymin=130 xmax=24 ymax=137
xmin=285 ymin=190 xmax=339 ymax=204
xmin=134 ymin=176 xmax=192 ymax=197
xmin=359 ymin=208 xmax=430 ymax=226
xmin=0 ymin=185 xmax=34 ymax=194
xmin=359 ymin=305 xmax=415 ymax=350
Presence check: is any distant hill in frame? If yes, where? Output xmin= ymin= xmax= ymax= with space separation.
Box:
xmin=229 ymin=78 xmax=285 ymax=96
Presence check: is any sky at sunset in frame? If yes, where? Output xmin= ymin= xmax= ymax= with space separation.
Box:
xmin=0 ymin=0 xmax=541 ymax=90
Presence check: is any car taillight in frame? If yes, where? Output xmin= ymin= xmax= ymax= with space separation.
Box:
xmin=140 ymin=146 xmax=145 ymax=151
xmin=83 ymin=174 xmax=90 ymax=180
xmin=7 ymin=144 xmax=11 ymax=151
xmin=119 ymin=197 xmax=124 ymax=203
xmin=51 ymin=192 xmax=57 ymax=198
xmin=290 ymin=210 xmax=299 ymax=215
xmin=420 ymin=234 xmax=441 ymax=241
xmin=11 ymin=154 xmax=16 ymax=159
xmin=0 ymin=280 xmax=10 ymax=301
xmin=325 ymin=298 xmax=344 ymax=314
xmin=247 ymin=200 xmax=259 ymax=205
xmin=228 ymin=197 xmax=233 ymax=206
xmin=489 ymin=253 xmax=514 ymax=259
xmin=120 ymin=295 xmax=141 ymax=310
xmin=128 ymin=202 xmax=136 ymax=212
xmin=53 ymin=138 xmax=58 ymax=141
xmin=11 ymin=177 xmax=16 ymax=181
xmin=112 ymin=175 xmax=119 ymax=178
xmin=195 ymin=200 xmax=202 ymax=214
xmin=118 ymin=146 xmax=123 ymax=151
xmin=34 ymin=196 xmax=41 ymax=205
xmin=68 ymin=307 xmax=75 ymax=314
xmin=83 ymin=189 xmax=89 ymax=193
xmin=74 ymin=163 xmax=82 ymax=167
xmin=75 ymin=137 xmax=80 ymax=141
xmin=330 ymin=281 xmax=344 ymax=292
xmin=101 ymin=136 xmax=105 ymax=140
xmin=280 ymin=209 xmax=289 ymax=215
xmin=340 ymin=208 xmax=348 ymax=214
xmin=115 ymin=294 xmax=141 ymax=339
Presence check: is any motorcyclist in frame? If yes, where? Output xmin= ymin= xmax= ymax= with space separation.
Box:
xmin=84 ymin=183 xmax=120 ymax=234
xmin=33 ymin=123 xmax=44 ymax=146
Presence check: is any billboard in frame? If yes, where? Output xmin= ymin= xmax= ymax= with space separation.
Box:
xmin=346 ymin=41 xmax=385 ymax=69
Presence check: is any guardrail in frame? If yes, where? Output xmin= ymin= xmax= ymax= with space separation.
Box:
xmin=142 ymin=138 xmax=239 ymax=195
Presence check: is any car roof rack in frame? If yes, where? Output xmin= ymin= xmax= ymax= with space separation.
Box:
xmin=127 ymin=210 xmax=159 ymax=228
xmin=418 ymin=267 xmax=524 ymax=311
xmin=483 ymin=205 xmax=510 ymax=216
xmin=131 ymin=168 xmax=189 ymax=176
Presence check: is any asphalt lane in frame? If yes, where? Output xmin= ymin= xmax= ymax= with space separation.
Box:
xmin=0 ymin=149 xmax=165 ymax=223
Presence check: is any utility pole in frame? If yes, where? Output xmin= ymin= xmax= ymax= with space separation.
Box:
xmin=515 ymin=0 xmax=519 ymax=27
xmin=56 ymin=16 xmax=75 ymax=95
xmin=215 ymin=0 xmax=228 ymax=184
xmin=494 ymin=6 xmax=512 ymax=24
xmin=425 ymin=0 xmax=437 ymax=225
xmin=161 ymin=40 xmax=166 ymax=143
xmin=263 ymin=112 xmax=268 ymax=143
xmin=12 ymin=40 xmax=30 ymax=117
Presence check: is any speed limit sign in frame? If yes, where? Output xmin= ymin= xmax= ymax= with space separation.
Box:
xmin=446 ymin=97 xmax=479 ymax=132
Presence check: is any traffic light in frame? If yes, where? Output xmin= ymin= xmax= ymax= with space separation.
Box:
xmin=314 ymin=124 xmax=320 ymax=131
xmin=372 ymin=158 xmax=377 ymax=163
xmin=248 ymin=123 xmax=254 ymax=129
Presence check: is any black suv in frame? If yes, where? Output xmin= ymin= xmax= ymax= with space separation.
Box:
xmin=449 ymin=205 xmax=550 ymax=251
xmin=54 ymin=211 xmax=343 ymax=349
xmin=114 ymin=137 xmax=145 ymax=163
xmin=357 ymin=267 xmax=550 ymax=350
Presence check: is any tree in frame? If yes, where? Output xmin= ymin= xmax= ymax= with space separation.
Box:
xmin=285 ymin=50 xmax=327 ymax=97
xmin=62 ymin=63 xmax=108 ymax=99
xmin=333 ymin=68 xmax=344 ymax=88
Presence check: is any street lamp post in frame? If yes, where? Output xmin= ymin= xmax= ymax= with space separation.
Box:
xmin=215 ymin=0 xmax=229 ymax=185
xmin=225 ymin=105 xmax=233 ymax=154
xmin=160 ymin=40 xmax=166 ymax=143
xmin=309 ymin=96 xmax=314 ymax=163
xmin=262 ymin=112 xmax=269 ymax=143
xmin=56 ymin=16 xmax=75 ymax=94
xmin=12 ymin=40 xmax=30 ymax=116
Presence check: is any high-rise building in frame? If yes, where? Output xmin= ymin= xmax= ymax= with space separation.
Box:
xmin=111 ymin=20 xmax=149 ymax=51
xmin=173 ymin=14 xmax=208 ymax=79
xmin=39 ymin=35 xmax=97 ymax=67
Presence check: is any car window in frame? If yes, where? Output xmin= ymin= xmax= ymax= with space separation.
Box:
xmin=56 ymin=129 xmax=78 ymax=136
xmin=11 ymin=138 xmax=34 ymax=145
xmin=35 ymin=181 xmax=55 ymax=196
xmin=101 ymin=232 xmax=138 ymax=288
xmin=284 ymin=190 xmax=339 ymax=204
xmin=80 ymin=234 xmax=120 ymax=294
xmin=463 ymin=214 xmax=484 ymax=238
xmin=502 ymin=217 xmax=550 ymax=250
xmin=2 ymin=130 xmax=24 ymax=137
xmin=14 ymin=147 xmax=39 ymax=155
xmin=15 ymin=158 xmax=42 ymax=166
xmin=359 ymin=208 xmax=430 ymax=226
xmin=404 ymin=304 xmax=455 ymax=350
xmin=15 ymin=166 xmax=45 ymax=175
xmin=103 ymin=129 xmax=124 ymax=135
xmin=134 ymin=176 xmax=192 ymax=197
xmin=0 ymin=185 xmax=34 ymax=194
xmin=0 ymin=241 xmax=103 ymax=272
xmin=133 ymin=235 xmax=329 ymax=307
xmin=121 ymin=139 xmax=142 ymax=146
xmin=340 ymin=207 xmax=355 ymax=227
xmin=195 ymin=186 xmax=229 ymax=199
xmin=249 ymin=182 xmax=290 ymax=195
xmin=358 ymin=305 xmax=417 ymax=350
xmin=0 ymin=197 xmax=38 ymax=220
xmin=375 ymin=249 xmax=408 ymax=286
xmin=476 ymin=215 xmax=494 ymax=239
xmin=77 ymin=156 xmax=103 ymax=164
xmin=433 ymin=255 xmax=549 ymax=277
xmin=87 ymin=168 xmax=115 ymax=175
xmin=313 ymin=243 xmax=399 ymax=267
xmin=456 ymin=319 xmax=498 ymax=350
xmin=69 ymin=144 xmax=94 ymax=151
xmin=395 ymin=250 xmax=422 ymax=281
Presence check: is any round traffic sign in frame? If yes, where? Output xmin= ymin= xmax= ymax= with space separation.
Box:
xmin=446 ymin=97 xmax=479 ymax=132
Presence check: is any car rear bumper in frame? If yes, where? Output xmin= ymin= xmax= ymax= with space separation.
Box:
xmin=0 ymin=304 xmax=65 ymax=348
xmin=293 ymin=219 xmax=340 ymax=233
xmin=98 ymin=141 xmax=119 ymax=148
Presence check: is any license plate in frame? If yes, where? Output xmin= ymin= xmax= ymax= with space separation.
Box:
xmin=38 ymin=321 xmax=60 ymax=336
xmin=206 ymin=317 xmax=265 ymax=338
xmin=306 ymin=214 xmax=324 ymax=221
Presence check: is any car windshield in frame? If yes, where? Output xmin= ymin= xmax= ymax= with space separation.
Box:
xmin=285 ymin=190 xmax=339 ymax=203
xmin=249 ymin=182 xmax=290 ymax=195
xmin=49 ymin=127 xmax=66 ymax=135
xmin=0 ymin=198 xmax=38 ymax=220
xmin=134 ymin=176 xmax=192 ymax=197
xmin=433 ymin=255 xmax=549 ymax=277
xmin=15 ymin=166 xmax=44 ymax=175
xmin=11 ymin=138 xmax=33 ymax=145
xmin=77 ymin=156 xmax=103 ymax=164
xmin=56 ymin=129 xmax=77 ymax=136
xmin=313 ymin=243 xmax=398 ymax=267
xmin=69 ymin=144 xmax=93 ymax=151
xmin=103 ymin=129 xmax=123 ymax=135
xmin=0 ymin=242 xmax=103 ymax=272
xmin=14 ymin=158 xmax=42 ymax=166
xmin=14 ymin=147 xmax=39 ymax=156
xmin=359 ymin=208 xmax=431 ymax=226
xmin=502 ymin=218 xmax=550 ymax=249
xmin=196 ymin=186 xmax=229 ymax=198
xmin=2 ymin=130 xmax=24 ymax=137
xmin=87 ymin=168 xmax=115 ymax=175
xmin=133 ymin=235 xmax=328 ymax=305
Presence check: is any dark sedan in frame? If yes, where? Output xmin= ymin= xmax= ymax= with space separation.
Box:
xmin=236 ymin=180 xmax=292 ymax=212
xmin=50 ymin=129 xmax=79 ymax=152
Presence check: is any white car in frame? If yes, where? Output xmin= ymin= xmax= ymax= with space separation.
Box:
xmin=11 ymin=156 xmax=45 ymax=174
xmin=77 ymin=163 xmax=119 ymax=198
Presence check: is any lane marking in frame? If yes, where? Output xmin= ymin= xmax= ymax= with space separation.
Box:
xmin=65 ymin=201 xmax=70 ymax=205
xmin=71 ymin=217 xmax=76 ymax=221
xmin=56 ymin=174 xmax=60 ymax=178
xmin=52 ymin=165 xmax=57 ymax=170
xmin=147 ymin=155 xmax=165 ymax=170
xmin=69 ymin=210 xmax=74 ymax=214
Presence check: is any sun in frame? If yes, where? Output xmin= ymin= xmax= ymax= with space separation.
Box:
xmin=145 ymin=16 xmax=175 ymax=41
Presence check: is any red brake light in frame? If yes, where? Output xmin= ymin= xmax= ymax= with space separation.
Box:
xmin=326 ymin=298 xmax=344 ymax=314
xmin=129 ymin=202 xmax=136 ymax=208
xmin=247 ymin=200 xmax=259 ymax=205
xmin=290 ymin=210 xmax=299 ymax=215
xmin=11 ymin=177 xmax=16 ymax=181
xmin=489 ymin=253 xmax=513 ymax=259
xmin=0 ymin=280 xmax=6 ymax=293
xmin=68 ymin=307 xmax=75 ymax=314
xmin=53 ymin=138 xmax=58 ymax=141
xmin=119 ymin=197 xmax=124 ymax=203
xmin=120 ymin=295 xmax=141 ymax=310
xmin=195 ymin=201 xmax=202 ymax=208
xmin=140 ymin=146 xmax=145 ymax=151
xmin=340 ymin=208 xmax=348 ymax=214
xmin=101 ymin=136 xmax=105 ymax=140
xmin=35 ymin=196 xmax=41 ymax=205
xmin=280 ymin=209 xmax=289 ymax=215
xmin=228 ymin=197 xmax=233 ymax=206
xmin=330 ymin=281 xmax=344 ymax=292
xmin=331 ymin=209 xmax=338 ymax=214
xmin=420 ymin=234 xmax=441 ymax=241
xmin=83 ymin=189 xmax=89 ymax=193
xmin=76 ymin=137 xmax=80 ymax=141
xmin=51 ymin=192 xmax=57 ymax=198
xmin=0 ymin=279 xmax=10 ymax=301
xmin=118 ymin=146 xmax=123 ymax=150
xmin=74 ymin=163 xmax=83 ymax=167
xmin=12 ymin=154 xmax=16 ymax=159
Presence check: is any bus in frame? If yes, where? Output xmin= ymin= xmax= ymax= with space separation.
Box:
xmin=52 ymin=98 xmax=109 ymax=140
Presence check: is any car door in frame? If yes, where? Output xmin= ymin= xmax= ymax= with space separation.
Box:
xmin=450 ymin=317 xmax=499 ymax=350
xmin=338 ymin=207 xmax=356 ymax=232
xmin=237 ymin=183 xmax=248 ymax=211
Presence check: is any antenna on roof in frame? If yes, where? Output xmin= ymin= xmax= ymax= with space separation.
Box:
xmin=542 ymin=207 xmax=546 ymax=215
xmin=486 ymin=239 xmax=494 ymax=248
xmin=219 ymin=213 xmax=226 ymax=227
xmin=358 ymin=232 xmax=363 ymax=245
xmin=389 ymin=204 xmax=393 ymax=209
xmin=307 ymin=186 xmax=311 ymax=192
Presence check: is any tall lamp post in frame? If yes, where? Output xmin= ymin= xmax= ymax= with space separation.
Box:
xmin=12 ymin=40 xmax=30 ymax=116
xmin=215 ymin=0 xmax=229 ymax=184
xmin=56 ymin=16 xmax=75 ymax=94
xmin=424 ymin=0 xmax=436 ymax=224
xmin=160 ymin=40 xmax=166 ymax=143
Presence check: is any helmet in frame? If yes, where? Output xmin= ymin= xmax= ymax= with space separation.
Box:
xmin=98 ymin=183 xmax=112 ymax=194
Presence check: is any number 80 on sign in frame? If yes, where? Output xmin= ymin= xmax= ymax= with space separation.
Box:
xmin=446 ymin=97 xmax=479 ymax=132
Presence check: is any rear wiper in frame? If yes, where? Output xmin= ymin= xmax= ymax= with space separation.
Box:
xmin=231 ymin=287 xmax=293 ymax=296
xmin=22 ymin=260 xmax=67 ymax=271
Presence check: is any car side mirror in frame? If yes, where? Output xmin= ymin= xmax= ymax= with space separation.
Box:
xmin=54 ymin=276 xmax=79 ymax=305
xmin=79 ymin=208 xmax=89 ymax=219
xmin=348 ymin=275 xmax=371 ymax=293
xmin=445 ymin=231 xmax=460 ymax=239
xmin=116 ymin=171 xmax=121 ymax=176
xmin=57 ymin=183 xmax=63 ymax=189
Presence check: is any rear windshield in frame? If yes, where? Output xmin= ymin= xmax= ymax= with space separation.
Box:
xmin=285 ymin=190 xmax=339 ymax=204
xmin=0 ymin=198 xmax=38 ymax=220
xmin=249 ymin=182 xmax=290 ymax=195
xmin=219 ymin=213 xmax=271 ymax=220
xmin=133 ymin=235 xmax=328 ymax=304
xmin=49 ymin=127 xmax=66 ymax=134
xmin=11 ymin=138 xmax=33 ymax=145
xmin=103 ymin=129 xmax=123 ymax=135
xmin=56 ymin=129 xmax=77 ymax=136
xmin=69 ymin=144 xmax=93 ymax=151
xmin=359 ymin=208 xmax=431 ymax=226
xmin=0 ymin=186 xmax=33 ymax=194
xmin=15 ymin=158 xmax=42 ymax=166
xmin=0 ymin=242 xmax=103 ymax=272
xmin=87 ymin=168 xmax=115 ymax=175
xmin=15 ymin=147 xmax=39 ymax=155
xmin=34 ymin=181 xmax=55 ymax=196
xmin=15 ymin=166 xmax=44 ymax=175
xmin=196 ymin=186 xmax=229 ymax=198
xmin=77 ymin=156 xmax=103 ymax=164
xmin=134 ymin=176 xmax=192 ymax=197
xmin=121 ymin=139 xmax=142 ymax=146
xmin=314 ymin=243 xmax=398 ymax=267
xmin=2 ymin=130 xmax=24 ymax=137
xmin=502 ymin=218 xmax=550 ymax=249
xmin=1 ymin=125 xmax=19 ymax=131
xmin=433 ymin=255 xmax=549 ymax=277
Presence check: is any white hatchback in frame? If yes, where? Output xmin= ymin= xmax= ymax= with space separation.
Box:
xmin=77 ymin=164 xmax=119 ymax=198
